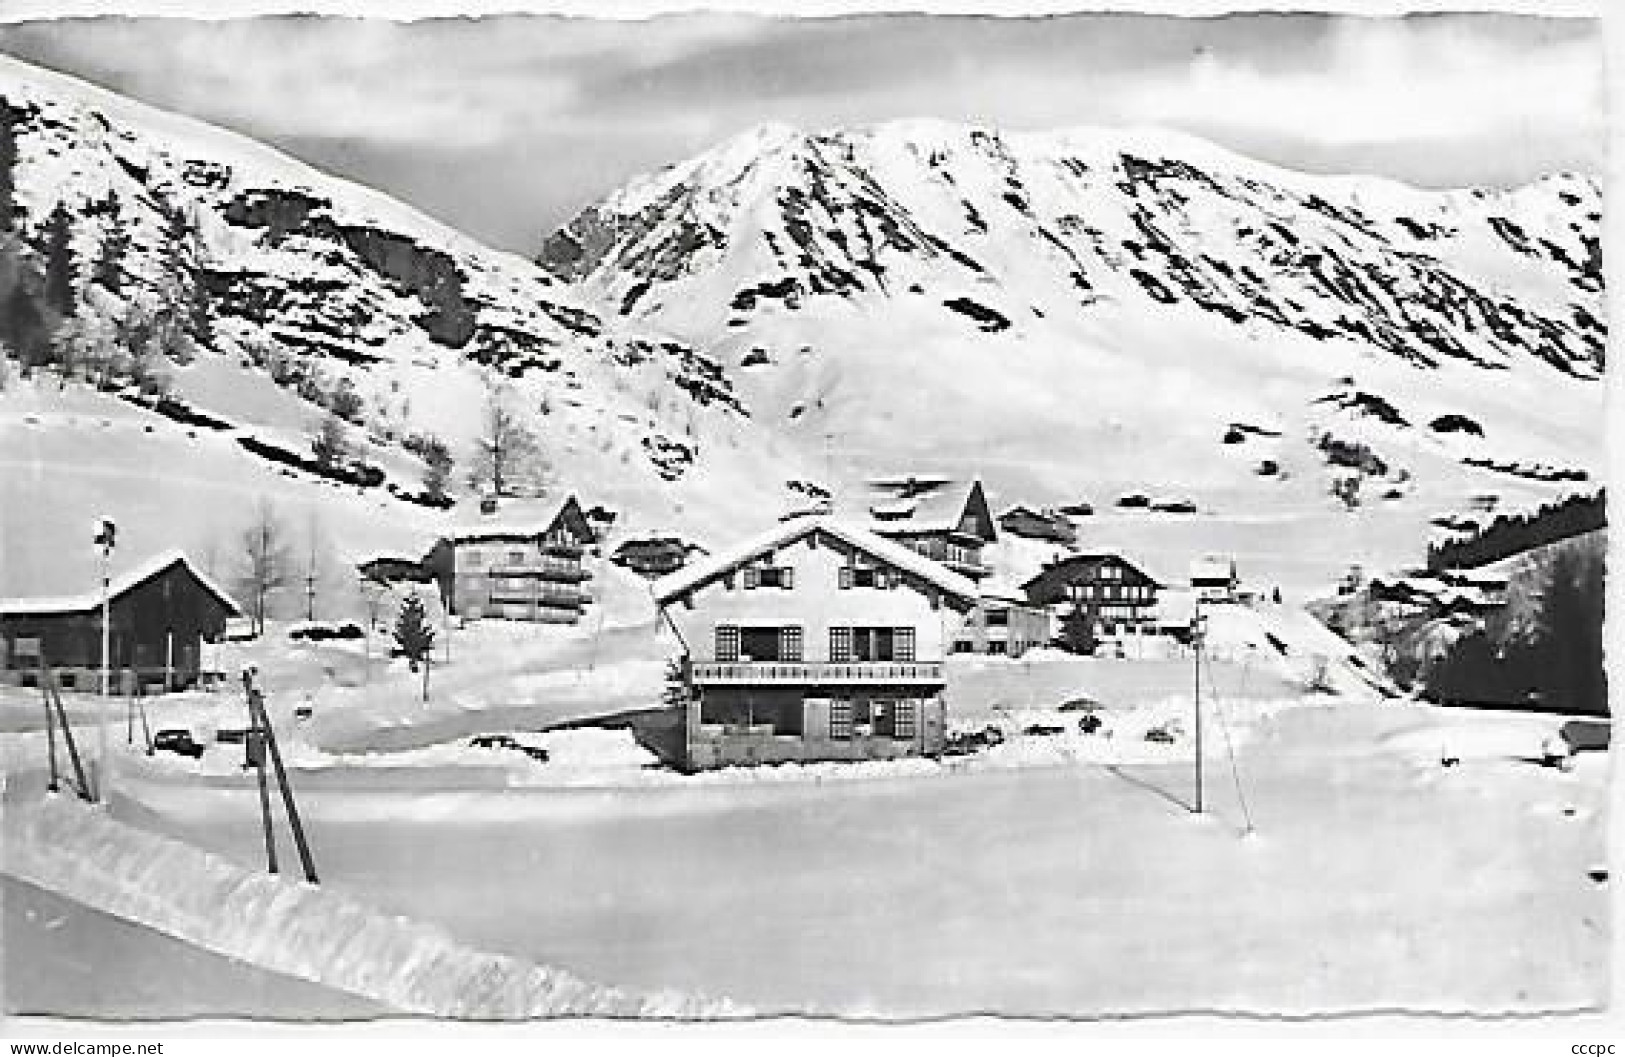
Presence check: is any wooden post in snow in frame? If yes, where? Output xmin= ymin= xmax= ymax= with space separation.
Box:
xmin=1193 ymin=599 xmax=1205 ymax=815
xmin=244 ymin=669 xmax=319 ymax=884
xmin=245 ymin=671 xmax=279 ymax=876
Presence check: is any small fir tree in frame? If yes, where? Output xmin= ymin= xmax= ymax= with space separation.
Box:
xmin=1059 ymin=602 xmax=1099 ymax=656
xmin=393 ymin=593 xmax=436 ymax=700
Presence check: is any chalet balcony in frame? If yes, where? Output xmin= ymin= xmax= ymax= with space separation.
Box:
xmin=690 ymin=661 xmax=945 ymax=686
xmin=542 ymin=540 xmax=584 ymax=558
xmin=486 ymin=585 xmax=592 ymax=607
xmin=486 ymin=558 xmax=591 ymax=582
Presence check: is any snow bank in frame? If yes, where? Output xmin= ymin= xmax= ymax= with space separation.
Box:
xmin=3 ymin=797 xmax=741 ymax=1019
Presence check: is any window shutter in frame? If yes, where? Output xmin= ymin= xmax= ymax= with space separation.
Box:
xmin=896 ymin=628 xmax=916 ymax=662
xmin=839 ymin=566 xmax=853 ymax=590
xmin=781 ymin=567 xmax=794 ymax=590
xmin=724 ymin=573 xmax=735 ymax=591
xmin=830 ymin=627 xmax=852 ymax=663
xmin=743 ymin=568 xmax=759 ymax=590
xmin=715 ymin=625 xmax=740 ymax=662
xmin=780 ymin=626 xmax=803 ymax=662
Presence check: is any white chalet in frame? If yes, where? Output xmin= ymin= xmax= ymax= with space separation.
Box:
xmin=653 ymin=515 xmax=979 ymax=770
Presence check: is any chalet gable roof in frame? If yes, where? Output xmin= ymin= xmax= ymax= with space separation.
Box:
xmin=863 ymin=478 xmax=995 ymax=542
xmin=0 ymin=548 xmax=242 ymax=617
xmin=1021 ymin=552 xmax=1163 ymax=592
xmin=438 ymin=495 xmax=589 ymax=545
xmin=653 ymin=516 xmax=979 ymax=606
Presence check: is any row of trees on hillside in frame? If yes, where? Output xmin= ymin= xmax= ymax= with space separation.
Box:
xmin=1426 ymin=491 xmax=1606 ymax=571
xmin=1422 ymin=543 xmax=1606 ymax=716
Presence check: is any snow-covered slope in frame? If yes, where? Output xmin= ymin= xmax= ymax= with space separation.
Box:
xmin=540 ymin=119 xmax=1605 ymax=593
xmin=0 ymin=57 xmax=818 ymax=600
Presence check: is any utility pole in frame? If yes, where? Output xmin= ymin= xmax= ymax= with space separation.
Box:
xmin=1193 ymin=598 xmax=1205 ymax=815
xmin=242 ymin=669 xmax=319 ymax=884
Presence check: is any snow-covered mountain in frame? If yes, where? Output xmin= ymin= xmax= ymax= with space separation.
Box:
xmin=0 ymin=53 xmax=1605 ymax=603
xmin=0 ymin=57 xmax=817 ymax=598
xmin=538 ymin=119 xmax=1606 ymax=592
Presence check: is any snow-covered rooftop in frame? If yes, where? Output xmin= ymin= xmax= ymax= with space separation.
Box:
xmin=652 ymin=515 xmax=980 ymax=605
xmin=438 ymin=497 xmax=580 ymax=544
xmin=0 ymin=548 xmax=242 ymax=617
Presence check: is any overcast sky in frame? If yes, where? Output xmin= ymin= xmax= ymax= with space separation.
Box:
xmin=0 ymin=11 xmax=1602 ymax=253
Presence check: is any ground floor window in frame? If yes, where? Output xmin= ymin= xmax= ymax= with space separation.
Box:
xmin=827 ymin=696 xmax=918 ymax=739
xmin=829 ymin=699 xmax=853 ymax=739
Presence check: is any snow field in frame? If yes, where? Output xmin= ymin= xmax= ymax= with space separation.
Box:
xmin=1 ymin=795 xmax=740 ymax=1018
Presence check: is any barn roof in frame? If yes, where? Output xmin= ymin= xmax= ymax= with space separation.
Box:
xmin=0 ymin=548 xmax=242 ymax=617
xmin=652 ymin=515 xmax=980 ymax=606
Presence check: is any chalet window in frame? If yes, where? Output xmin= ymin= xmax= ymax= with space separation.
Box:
xmin=508 ymin=550 xmax=527 ymax=565
xmin=715 ymin=625 xmax=740 ymax=662
xmin=893 ymin=700 xmax=918 ymax=739
xmin=755 ymin=566 xmax=793 ymax=589
xmin=846 ymin=566 xmax=886 ymax=589
xmin=830 ymin=627 xmax=853 ymax=662
xmin=738 ymin=626 xmax=800 ymax=662
xmin=464 ymin=551 xmax=484 ymax=567
xmin=829 ymin=700 xmax=853 ymax=740
xmin=743 ymin=568 xmax=758 ymax=589
xmin=986 ymin=609 xmax=1010 ymax=627
xmin=842 ymin=627 xmax=915 ymax=662
xmin=839 ymin=566 xmax=852 ymax=590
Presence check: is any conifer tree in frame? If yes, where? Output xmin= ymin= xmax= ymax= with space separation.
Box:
xmin=41 ymin=202 xmax=74 ymax=314
xmin=393 ymin=593 xmax=436 ymax=701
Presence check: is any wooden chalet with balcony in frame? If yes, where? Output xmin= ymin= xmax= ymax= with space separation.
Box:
xmin=1022 ymin=552 xmax=1162 ymax=635
xmin=862 ymin=475 xmax=997 ymax=581
xmin=653 ymin=515 xmax=979 ymax=770
xmin=0 ymin=549 xmax=241 ymax=695
xmin=424 ymin=496 xmax=596 ymax=623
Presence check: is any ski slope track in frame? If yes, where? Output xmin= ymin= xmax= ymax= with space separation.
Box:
xmin=3 ymin=796 xmax=740 ymax=1019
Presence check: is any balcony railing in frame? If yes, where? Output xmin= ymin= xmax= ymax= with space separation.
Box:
xmin=691 ymin=661 xmax=945 ymax=685
xmin=486 ymin=558 xmax=590 ymax=581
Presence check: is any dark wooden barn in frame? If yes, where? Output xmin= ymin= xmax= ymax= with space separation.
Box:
xmin=0 ymin=549 xmax=242 ymax=694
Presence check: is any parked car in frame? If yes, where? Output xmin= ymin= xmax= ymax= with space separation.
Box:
xmin=1143 ymin=726 xmax=1177 ymax=745
xmin=153 ymin=729 xmax=205 ymax=759
xmin=942 ymin=725 xmax=1007 ymax=757
xmin=471 ymin=734 xmax=520 ymax=750
xmin=1023 ymin=723 xmax=1066 ymax=737
xmin=1057 ymin=697 xmax=1101 ymax=713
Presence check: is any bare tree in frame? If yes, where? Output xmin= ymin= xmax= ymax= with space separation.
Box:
xmin=240 ymin=499 xmax=293 ymax=635
xmin=468 ymin=383 xmax=543 ymax=497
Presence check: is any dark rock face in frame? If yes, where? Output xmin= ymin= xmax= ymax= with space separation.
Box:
xmin=223 ymin=188 xmax=476 ymax=348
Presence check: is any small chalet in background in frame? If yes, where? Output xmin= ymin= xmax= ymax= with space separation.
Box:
xmin=1023 ymin=552 xmax=1161 ymax=635
xmin=953 ymin=588 xmax=1050 ymax=658
xmin=612 ymin=536 xmax=707 ymax=579
xmin=0 ymin=549 xmax=241 ymax=694
xmin=1190 ymin=556 xmax=1240 ymax=602
xmin=653 ymin=515 xmax=979 ymax=770
xmin=424 ymin=495 xmax=596 ymax=623
xmin=863 ymin=475 xmax=996 ymax=581
xmin=997 ymin=505 xmax=1077 ymax=546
